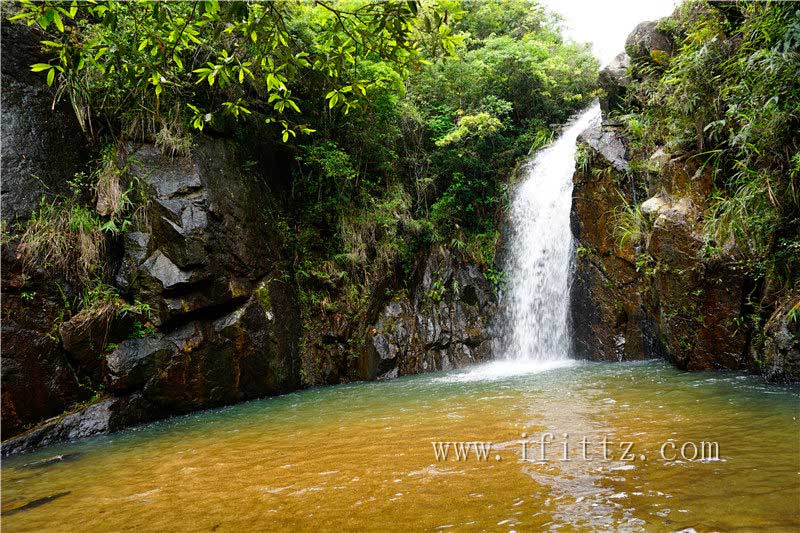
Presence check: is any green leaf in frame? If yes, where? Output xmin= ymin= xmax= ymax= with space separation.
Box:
xmin=52 ymin=11 xmax=64 ymax=32
xmin=31 ymin=63 xmax=53 ymax=72
xmin=46 ymin=68 xmax=55 ymax=86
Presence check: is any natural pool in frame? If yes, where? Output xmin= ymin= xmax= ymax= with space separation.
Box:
xmin=2 ymin=360 xmax=798 ymax=531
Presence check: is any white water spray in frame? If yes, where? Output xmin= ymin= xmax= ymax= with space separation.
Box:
xmin=505 ymin=104 xmax=600 ymax=362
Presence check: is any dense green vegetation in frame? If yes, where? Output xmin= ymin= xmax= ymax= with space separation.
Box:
xmin=13 ymin=0 xmax=598 ymax=335
xmin=617 ymin=0 xmax=799 ymax=297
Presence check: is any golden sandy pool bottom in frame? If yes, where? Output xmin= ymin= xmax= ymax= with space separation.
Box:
xmin=2 ymin=361 xmax=798 ymax=531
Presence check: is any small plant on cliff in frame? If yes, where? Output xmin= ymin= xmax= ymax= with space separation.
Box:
xmin=612 ymin=197 xmax=650 ymax=253
xmin=17 ymin=199 xmax=106 ymax=287
xmin=427 ymin=279 xmax=447 ymax=303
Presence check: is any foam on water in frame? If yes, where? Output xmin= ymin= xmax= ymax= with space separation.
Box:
xmin=434 ymin=358 xmax=578 ymax=383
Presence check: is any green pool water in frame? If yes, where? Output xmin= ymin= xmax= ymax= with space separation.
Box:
xmin=2 ymin=360 xmax=798 ymax=531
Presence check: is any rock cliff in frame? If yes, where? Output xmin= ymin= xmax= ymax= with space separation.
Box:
xmin=569 ymin=14 xmax=798 ymax=381
xmin=1 ymin=22 xmax=499 ymax=454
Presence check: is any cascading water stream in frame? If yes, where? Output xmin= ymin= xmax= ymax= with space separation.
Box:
xmin=504 ymin=104 xmax=600 ymax=362
xmin=439 ymin=104 xmax=600 ymax=382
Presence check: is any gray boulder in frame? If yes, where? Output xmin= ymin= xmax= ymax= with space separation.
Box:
xmin=1 ymin=394 xmax=161 ymax=457
xmin=760 ymin=298 xmax=800 ymax=383
xmin=598 ymin=52 xmax=630 ymax=118
xmin=625 ymin=20 xmax=674 ymax=69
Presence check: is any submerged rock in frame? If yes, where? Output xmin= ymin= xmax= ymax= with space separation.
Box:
xmin=2 ymin=491 xmax=71 ymax=516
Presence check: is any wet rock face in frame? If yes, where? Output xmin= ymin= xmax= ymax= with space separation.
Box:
xmin=124 ymin=294 xmax=296 ymax=412
xmin=569 ymin=109 xmax=756 ymax=373
xmin=0 ymin=21 xmax=96 ymax=440
xmin=2 ymin=138 xmax=302 ymax=454
xmin=362 ymin=247 xmax=498 ymax=379
xmin=1 ymin=287 xmax=88 ymax=441
xmin=0 ymin=242 xmax=88 ymax=441
xmin=103 ymin=142 xmax=301 ymax=415
xmin=0 ymin=22 xmax=90 ymax=224
xmin=118 ymin=140 xmax=280 ymax=326
xmin=570 ymin=125 xmax=632 ymax=257
xmin=569 ymin=127 xmax=659 ymax=362
xmin=648 ymin=200 xmax=751 ymax=371
xmin=569 ymin=126 xmax=752 ymax=369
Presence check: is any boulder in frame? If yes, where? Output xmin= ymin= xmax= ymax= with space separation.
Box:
xmin=759 ymin=297 xmax=800 ymax=383
xmin=640 ymin=194 xmax=671 ymax=220
xmin=598 ymin=52 xmax=630 ymax=118
xmin=577 ymin=125 xmax=629 ymax=175
xmin=59 ymin=302 xmax=138 ymax=381
xmin=1 ymin=393 xmax=161 ymax=457
xmin=110 ymin=292 xmax=299 ymax=413
xmin=105 ymin=336 xmax=174 ymax=392
xmin=625 ymin=20 xmax=674 ymax=69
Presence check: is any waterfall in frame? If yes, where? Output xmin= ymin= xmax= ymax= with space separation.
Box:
xmin=436 ymin=104 xmax=599 ymax=382
xmin=504 ymin=104 xmax=600 ymax=361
